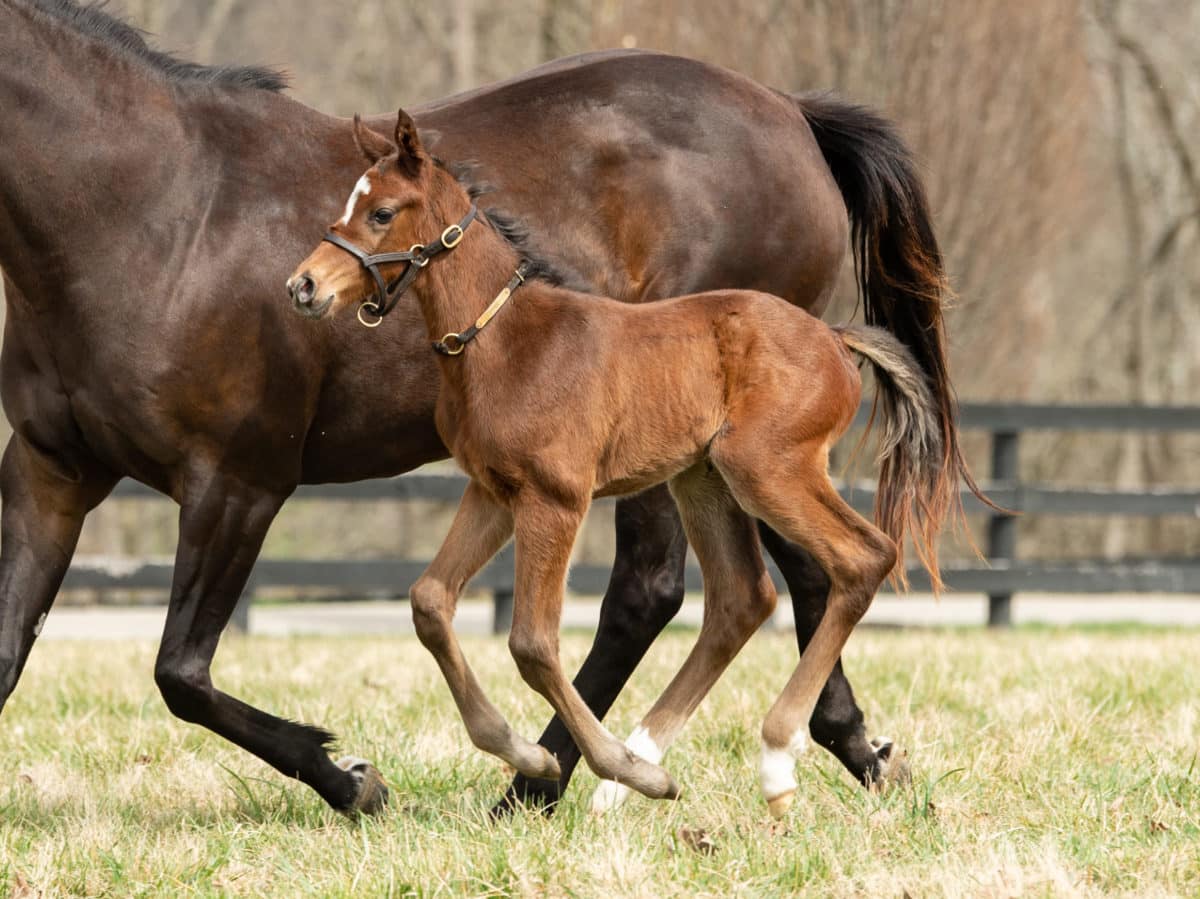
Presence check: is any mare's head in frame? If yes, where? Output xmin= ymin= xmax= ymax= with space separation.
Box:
xmin=287 ymin=110 xmax=466 ymax=321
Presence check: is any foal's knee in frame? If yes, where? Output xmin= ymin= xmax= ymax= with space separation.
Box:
xmin=409 ymin=576 xmax=452 ymax=652
xmin=724 ymin=573 xmax=778 ymax=636
xmin=747 ymin=574 xmax=779 ymax=627
xmin=508 ymin=627 xmax=558 ymax=691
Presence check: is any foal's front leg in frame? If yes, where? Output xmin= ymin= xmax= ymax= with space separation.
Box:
xmin=508 ymin=493 xmax=680 ymax=802
xmin=409 ymin=481 xmax=560 ymax=780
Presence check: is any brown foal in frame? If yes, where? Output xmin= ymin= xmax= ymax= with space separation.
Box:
xmin=289 ymin=112 xmax=954 ymax=817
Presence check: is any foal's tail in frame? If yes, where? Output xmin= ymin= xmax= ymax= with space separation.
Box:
xmin=836 ymin=325 xmax=946 ymax=593
xmin=796 ymin=94 xmax=995 ymax=583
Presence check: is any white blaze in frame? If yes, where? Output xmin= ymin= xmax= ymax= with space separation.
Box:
xmin=591 ymin=725 xmax=663 ymax=813
xmin=339 ymin=174 xmax=373 ymax=225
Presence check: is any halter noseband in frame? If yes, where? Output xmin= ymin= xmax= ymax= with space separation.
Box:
xmin=321 ymin=203 xmax=477 ymax=327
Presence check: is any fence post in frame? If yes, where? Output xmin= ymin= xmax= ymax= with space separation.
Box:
xmin=987 ymin=430 xmax=1019 ymax=627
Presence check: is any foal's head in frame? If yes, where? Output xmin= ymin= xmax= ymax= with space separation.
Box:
xmin=287 ymin=110 xmax=468 ymax=321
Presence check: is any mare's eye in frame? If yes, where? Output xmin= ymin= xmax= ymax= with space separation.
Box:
xmin=370 ymin=208 xmax=395 ymax=225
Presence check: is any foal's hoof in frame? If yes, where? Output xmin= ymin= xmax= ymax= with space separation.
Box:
xmin=515 ymin=745 xmax=562 ymax=782
xmin=868 ymin=737 xmax=911 ymax=790
xmin=591 ymin=761 xmax=679 ymax=812
xmin=337 ymin=756 xmax=389 ymax=815
xmin=629 ymin=758 xmax=681 ymax=802
xmin=766 ymin=789 xmax=795 ymax=820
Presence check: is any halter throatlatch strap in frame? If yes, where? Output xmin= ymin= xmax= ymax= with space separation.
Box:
xmin=321 ymin=203 xmax=477 ymax=324
xmin=433 ymin=263 xmax=530 ymax=356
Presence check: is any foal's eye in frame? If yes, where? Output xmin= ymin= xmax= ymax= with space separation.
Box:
xmin=369 ymin=208 xmax=395 ymax=225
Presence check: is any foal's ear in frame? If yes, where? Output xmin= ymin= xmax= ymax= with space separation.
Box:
xmin=394 ymin=108 xmax=425 ymax=176
xmin=352 ymin=114 xmax=395 ymax=164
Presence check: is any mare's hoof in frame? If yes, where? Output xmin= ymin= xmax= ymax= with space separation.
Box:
xmin=766 ymin=789 xmax=795 ymax=819
xmin=490 ymin=778 xmax=562 ymax=819
xmin=868 ymin=737 xmax=911 ymax=790
xmin=337 ymin=756 xmax=389 ymax=815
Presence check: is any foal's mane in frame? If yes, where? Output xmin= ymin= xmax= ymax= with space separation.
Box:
xmin=20 ymin=0 xmax=288 ymax=92
xmin=444 ymin=160 xmax=572 ymax=288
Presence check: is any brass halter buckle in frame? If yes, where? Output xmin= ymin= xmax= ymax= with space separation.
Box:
xmin=437 ymin=332 xmax=466 ymax=355
xmin=440 ymin=225 xmax=465 ymax=249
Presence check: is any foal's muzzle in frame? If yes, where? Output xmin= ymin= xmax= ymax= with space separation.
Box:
xmin=287 ymin=273 xmax=334 ymax=318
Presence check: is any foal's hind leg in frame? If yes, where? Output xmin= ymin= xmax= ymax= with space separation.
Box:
xmin=507 ymin=493 xmax=679 ymax=801
xmin=716 ymin=443 xmax=896 ymax=818
xmin=410 ymin=481 xmax=560 ymax=781
xmin=591 ymin=464 xmax=776 ymax=813
xmin=759 ymin=527 xmax=906 ymax=787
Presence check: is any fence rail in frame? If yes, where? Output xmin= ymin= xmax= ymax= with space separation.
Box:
xmin=65 ymin=403 xmax=1200 ymax=631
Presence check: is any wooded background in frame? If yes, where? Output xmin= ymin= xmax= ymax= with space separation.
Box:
xmin=7 ymin=0 xmax=1198 ymax=569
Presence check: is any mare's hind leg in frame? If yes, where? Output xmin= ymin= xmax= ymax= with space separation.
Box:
xmin=591 ymin=464 xmax=776 ymax=813
xmin=154 ymin=474 xmax=386 ymax=815
xmin=0 ymin=437 xmax=116 ymax=711
xmin=716 ymin=442 xmax=896 ymax=818
xmin=497 ymin=485 xmax=687 ymax=813
xmin=507 ymin=492 xmax=679 ymax=801
xmin=409 ymin=481 xmax=559 ymax=780
xmin=759 ymin=527 xmax=907 ymax=787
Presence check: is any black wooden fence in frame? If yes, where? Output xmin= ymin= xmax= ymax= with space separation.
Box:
xmin=60 ymin=403 xmax=1200 ymax=631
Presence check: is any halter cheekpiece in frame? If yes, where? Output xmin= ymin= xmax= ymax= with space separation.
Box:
xmin=322 ymin=203 xmax=477 ymax=327
xmin=321 ymin=204 xmax=528 ymax=354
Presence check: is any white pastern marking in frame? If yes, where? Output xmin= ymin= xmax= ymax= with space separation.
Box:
xmin=338 ymin=174 xmax=372 ymax=225
xmin=624 ymin=725 xmax=664 ymax=765
xmin=759 ymin=730 xmax=808 ymax=800
xmin=33 ymin=612 xmax=47 ymax=637
xmin=591 ymin=725 xmax=663 ymax=814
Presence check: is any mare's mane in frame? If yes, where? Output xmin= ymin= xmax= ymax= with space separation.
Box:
xmin=21 ymin=0 xmax=288 ymax=91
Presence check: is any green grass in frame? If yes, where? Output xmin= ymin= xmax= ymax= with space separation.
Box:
xmin=2 ymin=628 xmax=1197 ymax=897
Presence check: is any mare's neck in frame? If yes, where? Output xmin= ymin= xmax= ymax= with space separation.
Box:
xmin=0 ymin=1 xmax=318 ymax=312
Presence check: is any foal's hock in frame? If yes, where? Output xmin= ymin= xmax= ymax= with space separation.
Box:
xmin=290 ymin=110 xmax=949 ymax=817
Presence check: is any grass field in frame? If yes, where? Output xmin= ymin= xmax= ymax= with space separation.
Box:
xmin=2 ymin=626 xmax=1197 ymax=897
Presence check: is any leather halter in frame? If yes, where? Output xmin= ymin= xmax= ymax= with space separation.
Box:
xmin=321 ymin=203 xmax=477 ymax=326
xmin=432 ymin=263 xmax=529 ymax=355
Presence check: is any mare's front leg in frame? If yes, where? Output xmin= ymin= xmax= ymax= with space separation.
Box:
xmin=154 ymin=472 xmax=386 ymax=814
xmin=409 ymin=481 xmax=560 ymax=780
xmin=0 ymin=437 xmax=116 ymax=711
xmin=759 ymin=526 xmax=908 ymax=787
xmin=497 ymin=484 xmax=687 ymax=813
xmin=507 ymin=492 xmax=679 ymax=802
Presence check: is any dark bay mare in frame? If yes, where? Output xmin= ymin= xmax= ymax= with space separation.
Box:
xmin=0 ymin=0 xmax=973 ymax=814
xmin=290 ymin=112 xmax=950 ymax=818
